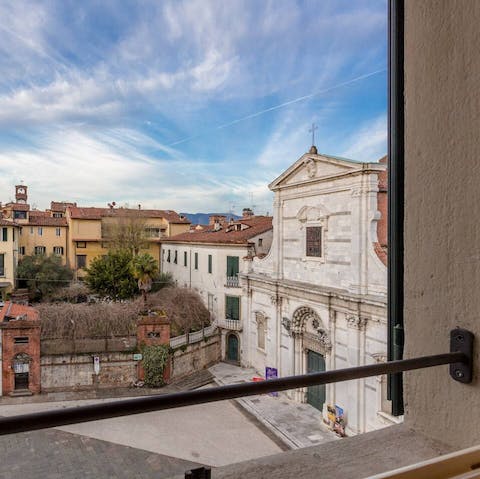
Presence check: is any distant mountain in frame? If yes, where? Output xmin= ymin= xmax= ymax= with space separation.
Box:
xmin=181 ymin=212 xmax=241 ymax=225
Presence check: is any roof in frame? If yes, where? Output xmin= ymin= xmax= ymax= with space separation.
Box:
xmin=5 ymin=203 xmax=30 ymax=211
xmin=28 ymin=211 xmax=68 ymax=227
xmin=50 ymin=201 xmax=77 ymax=212
xmin=0 ymin=302 xmax=39 ymax=322
xmin=67 ymin=207 xmax=190 ymax=224
xmin=0 ymin=219 xmax=19 ymax=227
xmin=162 ymin=216 xmax=273 ymax=245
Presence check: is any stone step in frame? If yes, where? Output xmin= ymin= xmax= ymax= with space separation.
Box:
xmin=170 ymin=369 xmax=214 ymax=391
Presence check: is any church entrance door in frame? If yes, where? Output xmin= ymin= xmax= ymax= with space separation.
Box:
xmin=307 ymin=350 xmax=325 ymax=411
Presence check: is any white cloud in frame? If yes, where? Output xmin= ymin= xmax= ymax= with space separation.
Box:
xmin=341 ymin=114 xmax=387 ymax=162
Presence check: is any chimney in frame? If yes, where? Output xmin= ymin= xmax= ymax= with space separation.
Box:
xmin=242 ymin=208 xmax=254 ymax=218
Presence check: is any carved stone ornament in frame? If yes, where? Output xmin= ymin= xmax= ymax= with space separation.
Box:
xmin=346 ymin=315 xmax=368 ymax=330
xmin=304 ymin=158 xmax=317 ymax=178
xmin=318 ymin=329 xmax=332 ymax=351
xmin=282 ymin=317 xmax=292 ymax=333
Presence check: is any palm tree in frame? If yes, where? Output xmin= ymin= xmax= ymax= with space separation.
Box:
xmin=132 ymin=253 xmax=158 ymax=303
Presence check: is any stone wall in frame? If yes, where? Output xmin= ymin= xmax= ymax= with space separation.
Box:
xmin=41 ymin=332 xmax=221 ymax=391
xmin=170 ymin=332 xmax=221 ymax=379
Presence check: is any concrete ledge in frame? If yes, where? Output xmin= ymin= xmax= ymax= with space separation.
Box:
xmin=169 ymin=425 xmax=454 ymax=479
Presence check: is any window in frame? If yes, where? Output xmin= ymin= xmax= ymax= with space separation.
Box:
xmin=53 ymin=246 xmax=64 ymax=255
xmin=226 ymin=256 xmax=239 ymax=277
xmin=0 ymin=254 xmax=4 ymax=276
xmin=34 ymin=246 xmax=46 ymax=255
xmin=184 ymin=251 xmax=187 ymax=266
xmin=208 ymin=254 xmax=212 ymax=273
xmin=13 ymin=211 xmax=26 ymax=220
xmin=225 ymin=296 xmax=240 ymax=320
xmin=306 ymin=226 xmax=322 ymax=257
xmin=76 ymin=255 xmax=87 ymax=269
xmin=194 ymin=252 xmax=198 ymax=270
xmin=55 ymin=227 xmax=61 ymax=236
xmin=14 ymin=337 xmax=29 ymax=344
xmin=76 ymin=241 xmax=86 ymax=248
xmin=2 ymin=228 xmax=7 ymax=242
xmin=258 ymin=238 xmax=263 ymax=247
xmin=53 ymin=212 xmax=63 ymax=218
xmin=38 ymin=227 xmax=43 ymax=236
xmin=145 ymin=227 xmax=161 ymax=238
xmin=167 ymin=249 xmax=171 ymax=262
xmin=19 ymin=246 xmax=25 ymax=255
xmin=174 ymin=250 xmax=178 ymax=264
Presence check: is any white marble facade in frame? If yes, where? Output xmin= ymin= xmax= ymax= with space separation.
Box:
xmin=241 ymin=149 xmax=394 ymax=435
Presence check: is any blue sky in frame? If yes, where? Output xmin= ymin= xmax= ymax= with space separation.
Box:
xmin=0 ymin=0 xmax=387 ymax=214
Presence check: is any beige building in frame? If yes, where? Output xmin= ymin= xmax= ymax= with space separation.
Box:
xmin=0 ymin=219 xmax=19 ymax=299
xmin=0 ymin=185 xmax=191 ymax=282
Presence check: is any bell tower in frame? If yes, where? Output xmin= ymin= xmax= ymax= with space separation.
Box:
xmin=15 ymin=185 xmax=28 ymax=204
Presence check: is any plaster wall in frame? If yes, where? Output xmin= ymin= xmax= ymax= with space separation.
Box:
xmin=404 ymin=0 xmax=480 ymax=448
xmin=20 ymin=225 xmax=68 ymax=264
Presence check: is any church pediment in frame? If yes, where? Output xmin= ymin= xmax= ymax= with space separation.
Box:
xmin=269 ymin=152 xmax=360 ymax=190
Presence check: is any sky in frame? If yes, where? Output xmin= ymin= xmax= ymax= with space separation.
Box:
xmin=0 ymin=0 xmax=387 ymax=215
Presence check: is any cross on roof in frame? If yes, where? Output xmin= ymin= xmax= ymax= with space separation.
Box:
xmin=308 ymin=123 xmax=318 ymax=146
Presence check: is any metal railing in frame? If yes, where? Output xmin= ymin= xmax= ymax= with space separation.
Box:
xmin=0 ymin=329 xmax=472 ymax=436
xmin=225 ymin=276 xmax=240 ymax=287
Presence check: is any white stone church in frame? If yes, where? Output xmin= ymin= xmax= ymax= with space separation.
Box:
xmin=240 ymin=146 xmax=394 ymax=435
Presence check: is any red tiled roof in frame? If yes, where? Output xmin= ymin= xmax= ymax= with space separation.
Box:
xmin=0 ymin=302 xmax=39 ymax=322
xmin=0 ymin=219 xmax=19 ymax=227
xmin=28 ymin=212 xmax=67 ymax=227
xmin=50 ymin=201 xmax=77 ymax=212
xmin=67 ymin=207 xmax=190 ymax=224
xmin=6 ymin=203 xmax=30 ymax=211
xmin=162 ymin=216 xmax=273 ymax=245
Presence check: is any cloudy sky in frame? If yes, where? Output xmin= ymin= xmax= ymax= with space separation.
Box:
xmin=0 ymin=0 xmax=387 ymax=214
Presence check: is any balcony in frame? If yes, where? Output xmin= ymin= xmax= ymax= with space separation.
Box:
xmin=217 ymin=318 xmax=242 ymax=331
xmin=225 ymin=276 xmax=240 ymax=288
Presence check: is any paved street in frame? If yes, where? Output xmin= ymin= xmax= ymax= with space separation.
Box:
xmin=210 ymin=362 xmax=339 ymax=449
xmin=0 ymin=387 xmax=282 ymax=473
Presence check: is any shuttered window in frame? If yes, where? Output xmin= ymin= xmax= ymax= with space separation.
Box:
xmin=225 ymin=296 xmax=240 ymax=320
xmin=208 ymin=254 xmax=212 ymax=273
xmin=2 ymin=228 xmax=7 ymax=242
xmin=306 ymin=226 xmax=322 ymax=257
xmin=226 ymin=256 xmax=239 ymax=277
xmin=194 ymin=252 xmax=198 ymax=270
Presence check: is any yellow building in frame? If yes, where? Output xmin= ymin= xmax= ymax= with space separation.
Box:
xmin=0 ymin=219 xmax=19 ymax=299
xmin=1 ymin=185 xmax=191 ymax=283
xmin=66 ymin=206 xmax=191 ymax=277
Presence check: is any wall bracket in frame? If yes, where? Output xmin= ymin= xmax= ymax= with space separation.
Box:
xmin=450 ymin=328 xmax=474 ymax=383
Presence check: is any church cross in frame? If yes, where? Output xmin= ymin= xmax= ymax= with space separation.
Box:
xmin=308 ymin=123 xmax=318 ymax=146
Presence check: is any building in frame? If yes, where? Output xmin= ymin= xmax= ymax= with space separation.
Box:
xmin=0 ymin=186 xmax=191 ymax=281
xmin=66 ymin=206 xmax=190 ymax=277
xmin=242 ymin=148 xmax=388 ymax=436
xmin=161 ymin=211 xmax=273 ymax=361
xmin=0 ymin=301 xmax=40 ymax=396
xmin=0 ymin=219 xmax=20 ymax=299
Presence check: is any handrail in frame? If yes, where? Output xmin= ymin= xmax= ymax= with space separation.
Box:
xmin=0 ymin=345 xmax=470 ymax=437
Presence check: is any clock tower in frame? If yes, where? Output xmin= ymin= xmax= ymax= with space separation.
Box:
xmin=15 ymin=185 xmax=28 ymax=204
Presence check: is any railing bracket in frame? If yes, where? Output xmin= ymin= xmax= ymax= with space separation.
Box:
xmin=450 ymin=328 xmax=474 ymax=383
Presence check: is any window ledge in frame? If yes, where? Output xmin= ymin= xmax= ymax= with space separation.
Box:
xmin=377 ymin=411 xmax=404 ymax=425
xmin=203 ymin=424 xmax=454 ymax=479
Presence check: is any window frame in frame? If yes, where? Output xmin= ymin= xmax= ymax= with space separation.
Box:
xmin=208 ymin=254 xmax=212 ymax=274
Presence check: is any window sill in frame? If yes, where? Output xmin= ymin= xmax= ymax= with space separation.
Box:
xmin=377 ymin=410 xmax=404 ymax=425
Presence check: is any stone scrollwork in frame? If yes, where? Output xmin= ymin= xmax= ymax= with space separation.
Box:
xmin=346 ymin=315 xmax=368 ymax=330
xmin=281 ymin=317 xmax=292 ymax=334
xmin=304 ymin=158 xmax=317 ymax=178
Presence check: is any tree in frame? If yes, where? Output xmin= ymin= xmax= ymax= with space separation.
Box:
xmin=84 ymin=250 xmax=137 ymax=300
xmin=16 ymin=254 xmax=74 ymax=301
xmin=102 ymin=211 xmax=149 ymax=256
xmin=132 ymin=253 xmax=158 ymax=302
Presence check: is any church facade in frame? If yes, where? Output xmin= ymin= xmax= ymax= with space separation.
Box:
xmin=240 ymin=147 xmax=394 ymax=435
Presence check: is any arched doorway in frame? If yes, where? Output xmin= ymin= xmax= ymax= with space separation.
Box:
xmin=12 ymin=353 xmax=30 ymax=391
xmin=226 ymin=334 xmax=239 ymax=362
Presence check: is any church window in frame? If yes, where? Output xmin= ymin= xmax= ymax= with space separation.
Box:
xmin=306 ymin=226 xmax=322 ymax=257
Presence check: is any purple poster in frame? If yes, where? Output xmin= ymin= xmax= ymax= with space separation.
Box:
xmin=265 ymin=367 xmax=278 ymax=397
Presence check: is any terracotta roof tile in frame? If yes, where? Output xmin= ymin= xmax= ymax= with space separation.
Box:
xmin=0 ymin=219 xmax=19 ymax=227
xmin=50 ymin=201 xmax=77 ymax=212
xmin=162 ymin=216 xmax=273 ymax=245
xmin=67 ymin=207 xmax=190 ymax=223
xmin=0 ymin=302 xmax=39 ymax=322
xmin=28 ymin=212 xmax=67 ymax=227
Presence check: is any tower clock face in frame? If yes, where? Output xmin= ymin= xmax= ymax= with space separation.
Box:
xmin=17 ymin=187 xmax=25 ymax=194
